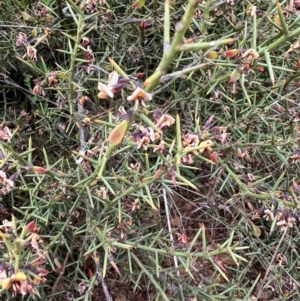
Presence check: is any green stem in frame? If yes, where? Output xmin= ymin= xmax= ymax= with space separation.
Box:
xmin=283 ymin=71 xmax=300 ymax=89
xmin=0 ymin=141 xmax=28 ymax=165
xmin=252 ymin=6 xmax=257 ymax=49
xmin=159 ymin=63 xmax=209 ymax=83
xmin=179 ymin=37 xmax=236 ymax=52
xmin=264 ymin=50 xmax=275 ymax=85
xmin=202 ymin=0 xmax=212 ymax=36
xmin=276 ymin=2 xmax=289 ymax=36
xmin=102 ymin=169 xmax=168 ymax=213
xmin=224 ymin=163 xmax=297 ymax=208
xmin=163 ymin=0 xmax=170 ymax=53
xmin=68 ymin=9 xmax=84 ymax=115
xmin=131 ymin=253 xmax=170 ymax=301
xmin=144 ymin=0 xmax=201 ymax=92
xmin=112 ymin=240 xmax=244 ymax=258
xmin=259 ymin=27 xmax=300 ymax=55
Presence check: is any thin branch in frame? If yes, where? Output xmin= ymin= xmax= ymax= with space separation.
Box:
xmin=163 ymin=188 xmax=179 ymax=271
xmin=49 ymin=251 xmax=71 ymax=301
xmin=94 ymin=254 xmax=113 ymax=301
xmin=255 ymin=227 xmax=288 ymax=299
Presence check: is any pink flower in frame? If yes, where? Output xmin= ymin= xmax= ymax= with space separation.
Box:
xmin=182 ymin=154 xmax=194 ymax=164
xmin=155 ymin=114 xmax=175 ymax=130
xmin=97 ymin=71 xmax=119 ymax=99
xmin=131 ymin=126 xmax=160 ymax=150
xmin=153 ymin=140 xmax=167 ymax=154
xmin=137 ymin=136 xmax=150 ymax=150
xmin=0 ymin=170 xmax=14 ymax=195
xmin=242 ymin=48 xmax=259 ymax=60
xmin=16 ymin=32 xmax=27 ymax=47
xmin=26 ymin=46 xmax=37 ymax=62
xmin=182 ymin=133 xmax=199 ymax=147
xmin=127 ymin=87 xmax=152 ymax=105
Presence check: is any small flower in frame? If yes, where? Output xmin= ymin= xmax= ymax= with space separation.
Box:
xmin=0 ymin=262 xmax=7 ymax=279
xmin=242 ymin=48 xmax=259 ymax=60
xmin=215 ymin=132 xmax=229 ymax=144
xmin=147 ymin=127 xmax=159 ymax=141
xmin=81 ymin=37 xmax=90 ymax=47
xmin=182 ymin=153 xmax=194 ymax=164
xmin=16 ymin=280 xmax=35 ymax=295
xmin=83 ymin=46 xmax=95 ymax=63
xmin=0 ymin=220 xmax=13 ymax=233
xmin=26 ymin=46 xmax=37 ymax=62
xmin=137 ymin=136 xmax=150 ymax=150
xmin=32 ymin=267 xmax=49 ymax=285
xmin=127 ymin=87 xmax=152 ymax=104
xmin=117 ymin=106 xmax=127 ymax=119
xmin=131 ymin=126 xmax=160 ymax=150
xmin=32 ymin=85 xmax=45 ymax=96
xmin=47 ymin=71 xmax=58 ymax=86
xmin=0 ymin=170 xmax=14 ymax=195
xmin=16 ymin=32 xmax=27 ymax=47
xmin=263 ymin=209 xmax=274 ymax=221
xmin=153 ymin=140 xmax=167 ymax=154
xmin=0 ymin=126 xmax=12 ymax=141
xmin=30 ymin=233 xmax=41 ymax=252
xmin=78 ymin=281 xmax=87 ymax=295
xmin=155 ymin=114 xmax=175 ymax=130
xmin=98 ymin=82 xmax=114 ymax=98
xmin=290 ymin=154 xmax=300 ymax=164
xmin=34 ymin=3 xmax=49 ymax=17
xmin=82 ymin=65 xmax=95 ymax=74
xmin=85 ymin=0 xmax=98 ymax=14
xmin=130 ymin=162 xmax=140 ymax=171
xmin=98 ymin=71 xmax=119 ymax=99
xmin=182 ymin=133 xmax=199 ymax=147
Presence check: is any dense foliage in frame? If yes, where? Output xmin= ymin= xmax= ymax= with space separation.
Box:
xmin=1 ymin=0 xmax=300 ymax=300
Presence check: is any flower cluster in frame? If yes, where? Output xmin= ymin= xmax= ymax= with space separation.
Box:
xmin=34 ymin=2 xmax=49 ymax=18
xmin=181 ymin=133 xmax=200 ymax=164
xmin=0 ymin=169 xmax=14 ymax=195
xmin=0 ymin=218 xmax=49 ymax=296
xmin=131 ymin=126 xmax=160 ymax=150
xmin=252 ymin=207 xmax=299 ymax=232
xmin=130 ymin=111 xmax=175 ymax=151
xmin=85 ymin=0 xmax=106 ymax=14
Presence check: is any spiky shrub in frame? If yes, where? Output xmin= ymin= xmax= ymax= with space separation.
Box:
xmin=1 ymin=0 xmax=300 ymax=300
